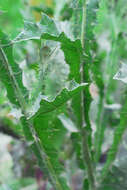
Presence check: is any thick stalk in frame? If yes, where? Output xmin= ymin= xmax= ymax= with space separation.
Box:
xmin=80 ymin=1 xmax=96 ymax=190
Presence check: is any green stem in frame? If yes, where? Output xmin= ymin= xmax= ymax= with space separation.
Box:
xmin=81 ymin=1 xmax=87 ymax=49
xmin=80 ymin=1 xmax=96 ymax=190
xmin=94 ymin=95 xmax=105 ymax=163
xmin=101 ymin=99 xmax=127 ymax=181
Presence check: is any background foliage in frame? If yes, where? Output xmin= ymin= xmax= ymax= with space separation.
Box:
xmin=0 ymin=0 xmax=127 ymax=190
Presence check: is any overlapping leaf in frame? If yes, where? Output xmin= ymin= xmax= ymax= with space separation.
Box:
xmin=0 ymin=29 xmax=87 ymax=190
xmin=30 ymin=82 xmax=87 ymax=119
xmin=14 ymin=13 xmax=82 ymax=82
xmin=30 ymin=83 xmax=88 ymax=189
xmin=22 ymin=116 xmax=70 ymax=190
xmin=29 ymin=82 xmax=88 ymax=190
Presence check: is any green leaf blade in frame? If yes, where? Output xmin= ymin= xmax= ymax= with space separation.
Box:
xmin=31 ymin=82 xmax=87 ymax=119
xmin=101 ymin=100 xmax=127 ymax=180
xmin=14 ymin=13 xmax=82 ymax=82
xmin=0 ymin=31 xmax=28 ymax=107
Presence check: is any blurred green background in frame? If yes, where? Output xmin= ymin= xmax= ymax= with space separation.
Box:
xmin=1 ymin=0 xmax=127 ymax=190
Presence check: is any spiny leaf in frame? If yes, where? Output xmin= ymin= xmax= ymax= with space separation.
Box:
xmin=29 ymin=81 xmax=87 ymax=188
xmin=0 ymin=31 xmax=28 ymax=107
xmin=14 ymin=13 xmax=82 ymax=82
xmin=0 ymin=30 xmax=70 ymax=190
xmin=41 ymin=32 xmax=82 ymax=82
xmin=33 ymin=113 xmax=66 ymax=174
xmin=21 ymin=116 xmax=70 ymax=190
xmin=30 ymin=82 xmax=88 ymax=119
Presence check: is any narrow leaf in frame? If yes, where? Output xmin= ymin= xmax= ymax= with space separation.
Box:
xmin=0 ymin=31 xmax=28 ymax=107
xmin=102 ymin=100 xmax=127 ymax=180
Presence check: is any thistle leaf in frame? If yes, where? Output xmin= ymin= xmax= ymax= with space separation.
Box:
xmin=30 ymin=82 xmax=88 ymax=119
xmin=14 ymin=13 xmax=82 ymax=82
xmin=0 ymin=31 xmax=28 ymax=107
